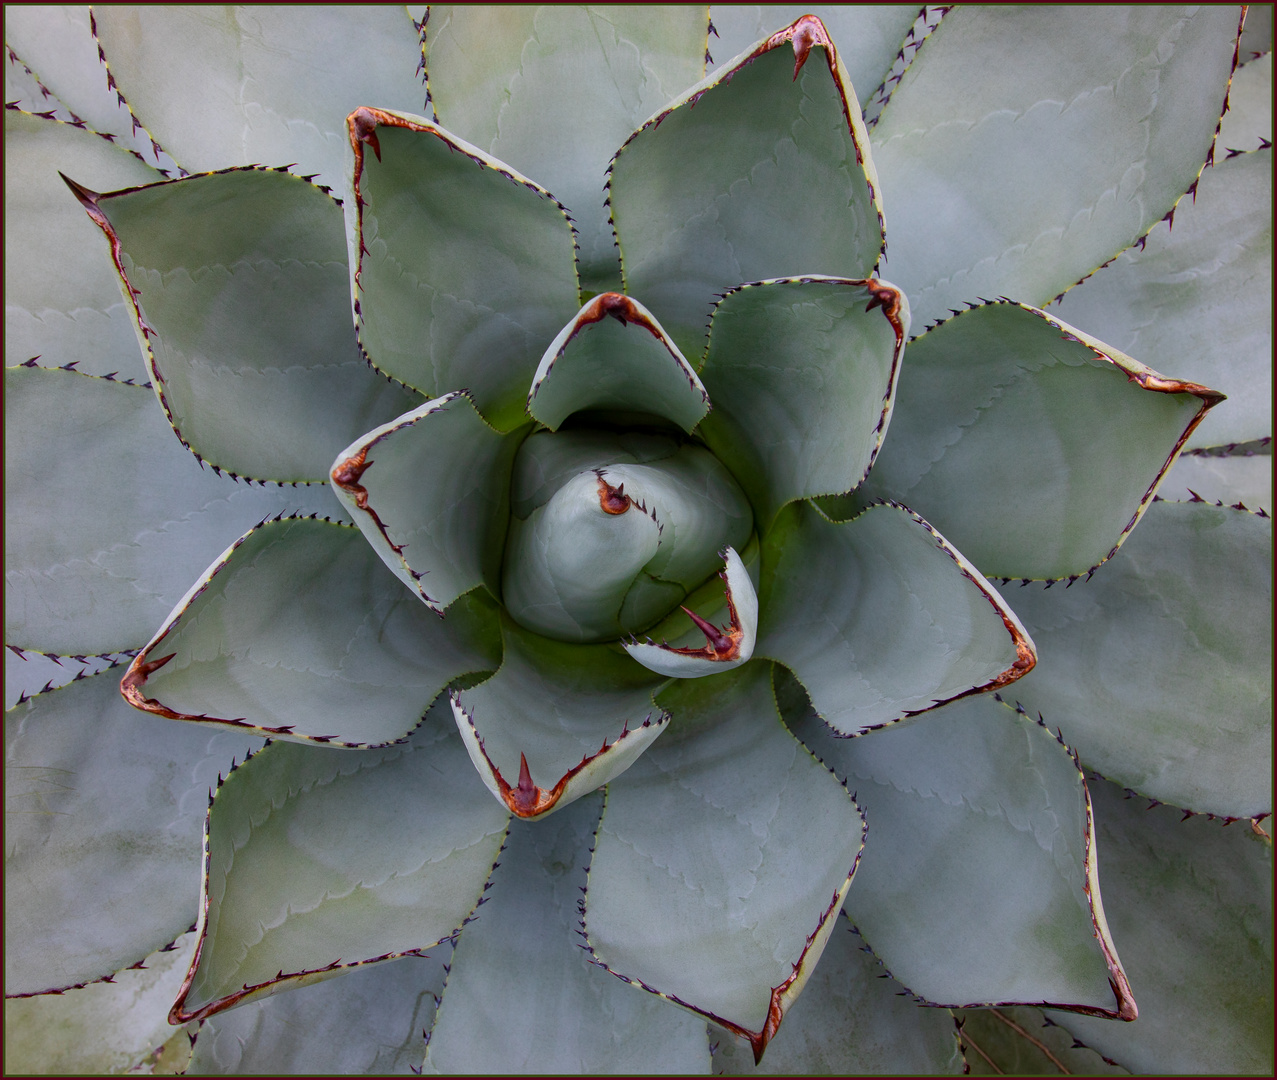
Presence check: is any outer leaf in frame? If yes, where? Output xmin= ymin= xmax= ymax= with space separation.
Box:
xmin=452 ymin=621 xmax=667 ymax=820
xmin=786 ymin=691 xmax=1134 ymax=1019
xmin=1045 ymin=779 xmax=1273 ymax=1075
xmin=1162 ymin=450 xmax=1272 ymax=515
xmin=757 ymin=501 xmax=1034 ymax=737
xmin=122 ymin=517 xmax=502 ymax=748
xmin=528 ymin=292 xmax=709 ymax=433
xmin=1239 ymin=2 xmax=1274 ymax=59
xmin=5 ymin=670 xmax=261 ymax=994
xmin=1002 ymin=500 xmax=1272 ymax=818
xmin=872 ymin=5 xmax=1241 ymax=326
xmin=91 ymin=6 xmax=428 ymax=200
xmin=80 ymin=166 xmax=421 ymax=481
xmin=584 ymin=662 xmax=865 ymax=1062
xmin=610 ymin=16 xmax=884 ymax=359
xmin=862 ymin=301 xmax=1220 ymax=579
xmin=188 ymin=953 xmax=448 ymax=1075
xmin=3 ymin=933 xmax=198 ymax=1076
xmin=423 ymin=793 xmax=712 ymax=1073
xmin=350 ymin=107 xmax=580 ymax=432
xmin=171 ymin=699 xmax=510 ymax=1022
xmin=1050 ymin=148 xmax=1271 ymax=449
xmin=697 ymin=276 xmax=908 ymax=529
xmin=5 ymin=366 xmax=340 ymax=655
xmin=707 ymin=6 xmax=920 ymax=116
xmin=5 ymin=108 xmax=157 ymax=378
xmin=424 ymin=5 xmax=708 ymax=292
xmin=707 ymin=913 xmax=963 ymax=1075
xmin=330 ymin=392 xmax=522 ymax=613
xmin=1217 ymin=52 xmax=1272 ymax=152
xmin=956 ymin=1006 xmax=1130 ymax=1076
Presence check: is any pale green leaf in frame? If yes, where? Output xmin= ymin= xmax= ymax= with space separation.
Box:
xmin=862 ymin=302 xmax=1216 ymax=579
xmin=3 ymin=933 xmax=198 ymax=1076
xmin=696 ymin=276 xmax=908 ymax=529
xmin=188 ymin=953 xmax=447 ymax=1075
xmin=757 ymin=501 xmax=1033 ymax=737
xmin=425 ymin=5 xmax=708 ymax=292
xmin=452 ymin=621 xmax=667 ymax=820
xmin=708 ymin=6 xmax=919 ymax=115
xmin=5 ymin=366 xmax=341 ymax=655
xmin=1045 ymin=779 xmax=1273 ymax=1075
xmin=1000 ymin=500 xmax=1272 ymax=818
xmin=5 ymin=670 xmax=261 ymax=994
xmin=956 ymin=1006 xmax=1130 ymax=1076
xmin=91 ymin=7 xmax=428 ymax=200
xmin=90 ymin=167 xmax=421 ymax=481
xmin=129 ymin=517 xmax=502 ymax=748
xmin=1162 ymin=450 xmax=1272 ymax=514
xmin=786 ymin=692 xmax=1131 ymax=1016
xmin=529 ymin=293 xmax=709 ymax=433
xmin=174 ymin=699 xmax=510 ymax=1021
xmin=610 ymin=19 xmax=883 ymax=359
xmin=330 ymin=392 xmax=522 ymax=613
xmin=351 ymin=109 xmax=580 ymax=432
xmin=1050 ymin=148 xmax=1271 ymax=449
xmin=1218 ymin=52 xmax=1272 ymax=152
xmin=423 ymin=793 xmax=712 ymax=1074
xmin=5 ymin=108 xmax=157 ymax=378
xmin=708 ymin=912 xmax=963 ymax=1075
xmin=1239 ymin=4 xmax=1274 ymax=61
xmin=585 ymin=662 xmax=864 ymax=1059
xmin=873 ymin=6 xmax=1242 ymax=326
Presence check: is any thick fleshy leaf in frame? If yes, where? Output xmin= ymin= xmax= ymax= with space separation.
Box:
xmin=786 ymin=690 xmax=1133 ymax=1018
xmin=189 ymin=953 xmax=448 ymax=1075
xmin=1218 ymin=52 xmax=1272 ymax=152
xmin=90 ymin=7 xmax=428 ymax=199
xmin=424 ymin=5 xmax=708 ymax=293
xmin=3 ymin=7 xmax=178 ymax=172
xmin=122 ymin=517 xmax=502 ymax=748
xmin=452 ymin=622 xmax=667 ymax=820
xmin=1050 ymin=148 xmax=1271 ymax=449
xmin=80 ymin=166 xmax=421 ymax=480
xmin=1163 ymin=450 xmax=1273 ymax=514
xmin=956 ymin=1006 xmax=1130 ymax=1076
xmin=708 ymin=913 xmax=963 ymax=1075
xmin=349 ymin=107 xmax=580 ymax=432
xmin=1002 ymin=500 xmax=1272 ymax=818
xmin=3 ymin=933 xmax=198 ymax=1076
xmin=697 ymin=277 xmax=908 ymax=528
xmin=5 ymin=669 xmax=261 ymax=995
xmin=5 ymin=108 xmax=158 ymax=378
xmin=528 ymin=292 xmax=708 ymax=432
xmin=623 ymin=546 xmax=758 ymax=678
xmin=172 ymin=699 xmax=510 ymax=1022
xmin=757 ymin=501 xmax=1034 ymax=737
xmin=872 ymin=5 xmax=1242 ymax=326
xmin=5 ymin=366 xmax=341 ymax=655
xmin=423 ymin=793 xmax=712 ymax=1073
xmin=1239 ymin=3 xmax=1274 ymax=58
xmin=862 ymin=301 xmax=1221 ymax=579
xmin=584 ymin=662 xmax=865 ymax=1062
xmin=708 ymin=6 xmax=920 ymax=116
xmin=503 ymin=443 xmax=753 ymax=642
xmin=330 ymin=392 xmax=522 ymax=612
xmin=609 ymin=16 xmax=884 ymax=359
xmin=1045 ymin=779 xmax=1273 ymax=1074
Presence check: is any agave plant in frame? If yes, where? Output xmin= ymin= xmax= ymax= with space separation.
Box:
xmin=5 ymin=5 xmax=1272 ymax=1076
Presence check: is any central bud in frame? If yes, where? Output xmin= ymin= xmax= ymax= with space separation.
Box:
xmin=502 ymin=429 xmax=753 ymax=643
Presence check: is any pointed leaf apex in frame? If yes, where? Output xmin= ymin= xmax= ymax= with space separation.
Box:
xmin=59 ymin=171 xmax=101 ymax=210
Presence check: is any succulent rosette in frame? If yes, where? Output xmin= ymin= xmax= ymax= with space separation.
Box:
xmin=5 ymin=7 xmax=1271 ymax=1075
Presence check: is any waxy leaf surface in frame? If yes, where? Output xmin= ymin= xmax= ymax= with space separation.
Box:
xmin=423 ymin=793 xmax=712 ymax=1073
xmin=131 ymin=517 xmax=502 ymax=747
xmin=1163 ymin=451 xmax=1272 ymax=515
xmin=5 ymin=670 xmax=260 ymax=994
xmin=872 ymin=5 xmax=1241 ymax=326
xmin=1006 ymin=501 xmax=1272 ymax=818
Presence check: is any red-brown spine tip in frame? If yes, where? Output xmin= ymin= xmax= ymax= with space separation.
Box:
xmin=349 ymin=107 xmax=383 ymax=162
xmin=790 ymin=18 xmax=822 ymax=79
xmin=597 ymin=474 xmax=632 ymax=515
